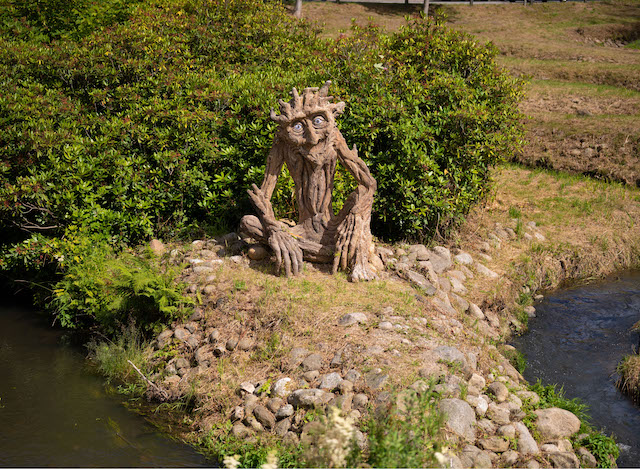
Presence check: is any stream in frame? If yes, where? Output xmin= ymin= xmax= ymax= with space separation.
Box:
xmin=0 ymin=304 xmax=211 ymax=467
xmin=512 ymin=271 xmax=640 ymax=467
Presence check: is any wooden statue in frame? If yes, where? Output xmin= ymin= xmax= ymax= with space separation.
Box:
xmin=239 ymin=81 xmax=377 ymax=281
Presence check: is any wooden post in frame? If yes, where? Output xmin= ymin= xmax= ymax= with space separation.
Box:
xmin=293 ymin=0 xmax=302 ymax=19
xmin=423 ymin=0 xmax=430 ymax=16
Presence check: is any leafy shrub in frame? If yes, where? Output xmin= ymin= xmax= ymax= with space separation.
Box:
xmin=364 ymin=386 xmax=444 ymax=467
xmin=0 ymin=0 xmax=524 ymax=330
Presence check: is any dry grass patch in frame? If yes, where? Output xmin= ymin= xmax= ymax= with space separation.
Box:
xmin=617 ymin=354 xmax=640 ymax=403
xmin=453 ymin=164 xmax=640 ymax=316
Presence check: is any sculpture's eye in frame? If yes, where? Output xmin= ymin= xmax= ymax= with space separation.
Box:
xmin=312 ymin=115 xmax=326 ymax=127
xmin=292 ymin=122 xmax=303 ymax=133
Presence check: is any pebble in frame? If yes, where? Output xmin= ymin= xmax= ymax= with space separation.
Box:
xmin=253 ymin=405 xmax=275 ymax=429
xmin=248 ymin=245 xmax=268 ymax=260
xmin=303 ymin=370 xmax=319 ymax=382
xmin=344 ymin=369 xmax=361 ymax=383
xmin=226 ymin=339 xmax=238 ymax=351
xmin=319 ymin=372 xmax=343 ymax=391
xmin=454 ymin=252 xmax=473 ymax=265
xmin=338 ymin=312 xmax=368 ymax=326
xmin=271 ymin=378 xmax=295 ymax=399
xmin=301 ymin=353 xmax=323 ymax=372
xmin=378 ymin=321 xmax=393 ymax=330
xmin=237 ymin=337 xmax=253 ymax=351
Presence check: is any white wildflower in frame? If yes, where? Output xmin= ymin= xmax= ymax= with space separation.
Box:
xmin=320 ymin=406 xmax=356 ymax=468
xmin=223 ymin=454 xmax=241 ymax=469
xmin=260 ymin=450 xmax=278 ymax=469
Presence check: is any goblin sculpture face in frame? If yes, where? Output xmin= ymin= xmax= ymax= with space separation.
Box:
xmin=270 ymin=82 xmax=346 ymax=157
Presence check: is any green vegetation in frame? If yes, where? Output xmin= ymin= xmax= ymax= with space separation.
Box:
xmin=616 ymin=353 xmax=640 ymax=404
xmin=364 ymin=387 xmax=444 ymax=468
xmin=524 ymin=380 xmax=619 ymax=468
xmin=0 ymin=0 xmax=523 ymax=334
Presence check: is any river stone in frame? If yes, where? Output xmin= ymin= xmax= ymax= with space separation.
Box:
xmin=265 ymin=397 xmax=283 ymax=414
xmin=469 ymin=373 xmax=486 ymax=390
xmin=548 ymin=451 xmax=580 ymax=468
xmin=238 ymin=381 xmax=255 ymax=396
xmin=338 ymin=312 xmax=368 ymax=326
xmin=174 ymin=327 xmax=191 ymax=341
xmin=301 ymin=353 xmax=323 ymax=372
xmin=288 ymin=389 xmax=333 ymax=408
xmin=274 ymin=417 xmax=291 ymax=437
xmin=186 ymin=335 xmax=201 ymax=349
xmin=353 ymin=393 xmax=369 ymax=409
xmin=226 ymin=338 xmax=238 ymax=351
xmin=339 ymin=380 xmax=354 ymax=394
xmin=454 ymin=252 xmax=473 ymax=265
xmin=231 ymin=422 xmax=252 ymax=438
xmin=577 ymin=447 xmax=597 ymax=468
xmin=479 ymin=436 xmax=510 ymax=453
xmin=329 ymin=392 xmax=353 ymax=413
xmin=501 ymin=450 xmax=519 ymax=467
xmin=475 ymin=263 xmax=499 ymax=279
xmin=430 ymin=246 xmax=452 ymax=274
xmin=244 ymin=415 xmax=263 ymax=433
xmin=524 ymin=305 xmax=536 ymax=318
xmin=533 ymin=408 xmax=581 ymax=441
xmin=450 ymin=292 xmax=469 ymax=312
xmin=344 ymin=369 xmax=361 ymax=383
xmin=157 ymin=329 xmax=173 ymax=348
xmin=434 ymin=345 xmax=467 ymax=368
xmin=487 ymin=382 xmax=509 ymax=403
xmin=378 ymin=321 xmax=393 ymax=330
xmin=514 ymin=421 xmax=539 ymax=455
xmin=475 ymin=396 xmax=489 ymax=417
xmin=364 ymin=369 xmax=388 ymax=390
xmin=275 ymin=404 xmax=294 ymax=420
xmin=319 ymin=372 xmax=343 ymax=391
xmin=439 ymin=398 xmax=477 ymax=442
xmin=253 ymin=405 xmax=275 ymax=429
xmin=230 ymin=405 xmax=245 ymax=422
xmin=404 ymin=270 xmax=437 ymax=295
xmin=303 ymin=370 xmax=319 ymax=382
xmin=271 ymin=377 xmax=295 ymax=399
xmin=498 ymin=424 xmax=516 ymax=439
xmin=486 ymin=402 xmax=511 ymax=425
xmin=288 ymin=347 xmax=309 ymax=368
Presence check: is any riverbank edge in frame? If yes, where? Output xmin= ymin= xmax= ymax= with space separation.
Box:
xmin=95 ymin=166 xmax=640 ymax=468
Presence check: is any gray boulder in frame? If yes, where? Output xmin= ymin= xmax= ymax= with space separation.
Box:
xmin=534 ymin=408 xmax=581 ymax=441
xmin=439 ymin=398 xmax=477 ymax=442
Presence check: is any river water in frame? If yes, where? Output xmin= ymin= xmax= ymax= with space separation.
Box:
xmin=0 ymin=304 xmax=211 ymax=467
xmin=512 ymin=271 xmax=640 ymax=467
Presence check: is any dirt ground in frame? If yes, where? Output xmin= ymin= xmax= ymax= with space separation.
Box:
xmin=301 ymin=0 xmax=640 ymax=186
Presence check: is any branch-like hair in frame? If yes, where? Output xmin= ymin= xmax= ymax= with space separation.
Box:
xmin=270 ymin=80 xmax=346 ymax=124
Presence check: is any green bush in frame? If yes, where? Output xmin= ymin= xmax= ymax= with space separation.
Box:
xmin=0 ymin=0 xmax=524 ymax=330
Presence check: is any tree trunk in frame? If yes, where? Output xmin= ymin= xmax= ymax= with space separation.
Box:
xmin=423 ymin=0 xmax=429 ymax=16
xmin=293 ymin=0 xmax=302 ymax=19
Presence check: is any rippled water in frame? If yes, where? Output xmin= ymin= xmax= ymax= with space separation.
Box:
xmin=512 ymin=271 xmax=640 ymax=467
xmin=0 ymin=305 xmax=211 ymax=467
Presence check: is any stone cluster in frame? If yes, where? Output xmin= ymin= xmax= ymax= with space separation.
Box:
xmin=146 ymin=217 xmax=600 ymax=468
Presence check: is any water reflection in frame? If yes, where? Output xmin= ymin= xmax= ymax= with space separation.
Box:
xmin=512 ymin=271 xmax=640 ymax=467
xmin=0 ymin=305 xmax=211 ymax=467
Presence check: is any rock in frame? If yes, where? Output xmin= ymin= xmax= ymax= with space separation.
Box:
xmin=353 ymin=393 xmax=369 ymax=409
xmin=288 ymin=347 xmax=309 ymax=368
xmin=378 ymin=321 xmax=393 ymax=330
xmin=194 ymin=346 xmax=211 ymax=366
xmin=454 ymin=252 xmax=473 ymax=265
xmin=450 ymin=292 xmax=469 ymax=311
xmin=487 ymin=382 xmax=509 ymax=403
xmin=404 ymin=270 xmax=437 ymax=295
xmin=301 ymin=353 xmax=323 ymax=372
xmin=533 ymin=408 xmax=581 ymax=441
xmin=271 ymin=378 xmax=295 ymax=399
xmin=487 ymin=402 xmax=511 ymax=425
xmin=577 ymin=447 xmax=597 ymax=468
xmin=547 ymin=451 xmax=580 ymax=468
xmin=237 ymin=337 xmax=253 ymax=351
xmin=439 ymin=398 xmax=477 ymax=442
xmin=514 ymin=421 xmax=539 ymax=455
xmin=288 ymin=389 xmax=333 ymax=408
xmin=475 ymin=263 xmax=499 ymax=279
xmin=230 ymin=406 xmax=244 ymax=422
xmin=244 ymin=415 xmax=263 ymax=432
xmin=338 ymin=312 xmax=368 ymax=326
xmin=231 ymin=422 xmax=252 ymax=438
xmin=329 ymin=392 xmax=353 ymax=413
xmin=237 ymin=382 xmax=255 ymax=396
xmin=498 ymin=424 xmax=516 ymax=439
xmin=501 ymin=449 xmax=520 ymax=467
xmin=344 ymin=369 xmax=361 ymax=383
xmin=434 ymin=345 xmax=467 ymax=368
xmin=303 ymin=370 xmax=319 ymax=382
xmin=208 ymin=329 xmax=220 ymax=343
xmin=364 ymin=369 xmax=388 ymax=390
xmin=339 ymin=380 xmax=354 ymax=394
xmin=524 ymin=306 xmax=536 ymax=318
xmin=248 ymin=245 xmax=268 ymax=260
xmin=274 ymin=418 xmax=291 ymax=437
xmin=475 ymin=396 xmax=489 ymax=418
xmin=476 ymin=418 xmax=497 ymax=435
xmin=430 ymin=247 xmax=452 ymax=274
xmin=193 ymin=265 xmax=215 ymax=274
xmin=157 ymin=329 xmax=173 ymax=348
xmin=226 ymin=339 xmax=238 ymax=351
xmin=329 ymin=351 xmax=342 ymax=368
xmin=319 ymin=372 xmax=343 ymax=391
xmin=174 ymin=327 xmax=191 ymax=341
xmin=275 ymin=404 xmax=294 ymax=420
xmin=175 ymin=357 xmax=190 ymax=370
xmin=253 ymin=405 xmax=275 ymax=430
xmin=282 ymin=431 xmax=299 ymax=447
xmin=186 ymin=335 xmax=201 ymax=348
xmin=478 ymin=436 xmax=510 ymax=453
xmin=244 ymin=394 xmax=260 ymax=414
xmin=165 ymin=363 xmax=177 ymax=376
xmin=469 ymin=373 xmax=486 ymax=390
xmin=150 ymin=239 xmax=166 ymax=256
xmin=213 ymin=345 xmax=225 ymax=356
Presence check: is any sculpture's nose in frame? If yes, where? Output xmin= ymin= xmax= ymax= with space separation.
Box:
xmin=306 ymin=124 xmax=319 ymax=145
